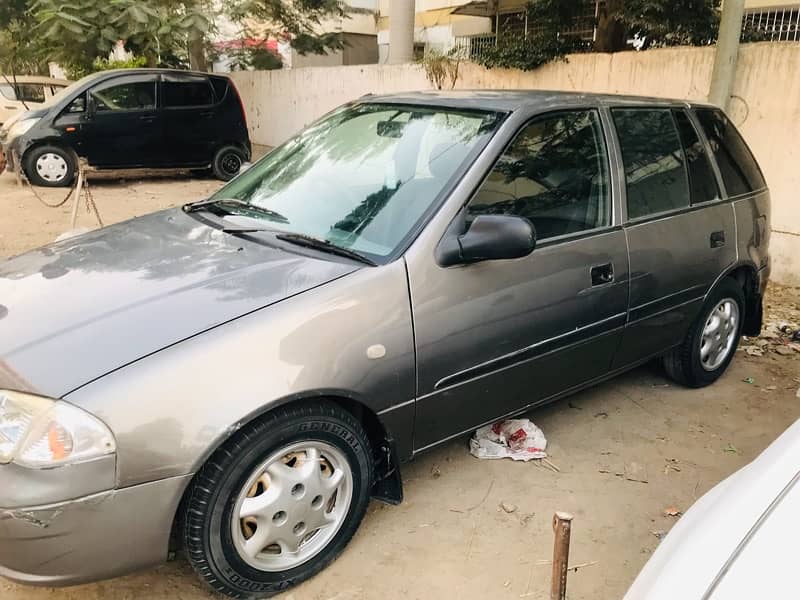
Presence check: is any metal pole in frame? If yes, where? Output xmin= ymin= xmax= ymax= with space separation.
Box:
xmin=387 ymin=0 xmax=415 ymax=64
xmin=69 ymin=164 xmax=84 ymax=230
xmin=550 ymin=511 xmax=574 ymax=600
xmin=708 ymin=0 xmax=746 ymax=110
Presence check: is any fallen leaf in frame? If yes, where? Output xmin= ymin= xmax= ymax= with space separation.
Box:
xmin=723 ymin=444 xmax=740 ymax=454
xmin=594 ymin=411 xmax=609 ymax=419
xmin=652 ymin=530 xmax=666 ymax=539
xmin=430 ymin=465 xmax=441 ymax=479
xmin=500 ymin=501 xmax=518 ymax=514
xmin=742 ymin=377 xmax=755 ymax=384
xmin=775 ymin=346 xmax=794 ymax=356
xmin=664 ymin=507 xmax=682 ymax=517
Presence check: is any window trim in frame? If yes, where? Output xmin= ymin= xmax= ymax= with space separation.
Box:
xmin=676 ymin=107 xmax=725 ymax=206
xmin=88 ymin=75 xmax=159 ymax=115
xmin=461 ymin=107 xmax=617 ymax=247
xmin=611 ymin=105 xmax=695 ymax=224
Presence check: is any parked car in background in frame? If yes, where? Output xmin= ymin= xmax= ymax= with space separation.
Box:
xmin=625 ymin=418 xmax=800 ymax=599
xmin=0 ymin=91 xmax=769 ymax=598
xmin=0 ymin=75 xmax=70 ymax=127
xmin=0 ymin=69 xmax=251 ymax=187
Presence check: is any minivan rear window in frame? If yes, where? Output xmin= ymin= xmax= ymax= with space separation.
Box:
xmin=163 ymin=80 xmax=214 ymax=107
xmin=694 ymin=108 xmax=765 ymax=196
xmin=613 ymin=108 xmax=691 ymax=220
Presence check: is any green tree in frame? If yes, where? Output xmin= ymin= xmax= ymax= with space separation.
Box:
xmin=30 ymin=0 xmax=213 ymax=77
xmin=226 ymin=0 xmax=348 ymax=56
xmin=0 ymin=0 xmax=47 ymax=76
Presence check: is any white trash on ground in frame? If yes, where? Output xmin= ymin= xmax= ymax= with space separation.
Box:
xmin=469 ymin=419 xmax=547 ymax=461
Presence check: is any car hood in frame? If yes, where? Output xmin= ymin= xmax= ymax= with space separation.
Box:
xmin=624 ymin=418 xmax=800 ymax=599
xmin=0 ymin=209 xmax=358 ymax=398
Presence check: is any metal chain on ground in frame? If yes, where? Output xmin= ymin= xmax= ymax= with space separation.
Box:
xmin=12 ymin=152 xmax=103 ymax=226
xmin=15 ymin=159 xmax=74 ymax=208
xmin=83 ymin=178 xmax=104 ymax=227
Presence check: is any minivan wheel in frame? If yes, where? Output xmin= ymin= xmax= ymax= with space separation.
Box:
xmin=183 ymin=402 xmax=374 ymax=599
xmin=663 ymin=278 xmax=745 ymax=388
xmin=212 ymin=146 xmax=246 ymax=181
xmin=24 ymin=145 xmax=76 ymax=188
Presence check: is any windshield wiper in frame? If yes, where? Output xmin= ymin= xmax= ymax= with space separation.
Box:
xmin=276 ymin=233 xmax=377 ymax=266
xmin=184 ymin=198 xmax=289 ymax=224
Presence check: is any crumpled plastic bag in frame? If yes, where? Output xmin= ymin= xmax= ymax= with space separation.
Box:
xmin=469 ymin=419 xmax=547 ymax=461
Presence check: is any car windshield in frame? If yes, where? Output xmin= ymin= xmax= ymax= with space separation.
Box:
xmin=212 ymin=103 xmax=503 ymax=259
xmin=41 ymin=72 xmax=103 ymax=109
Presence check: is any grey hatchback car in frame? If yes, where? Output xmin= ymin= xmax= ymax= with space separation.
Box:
xmin=0 ymin=91 xmax=769 ymax=597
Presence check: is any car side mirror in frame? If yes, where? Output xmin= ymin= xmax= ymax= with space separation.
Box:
xmin=437 ymin=214 xmax=536 ymax=267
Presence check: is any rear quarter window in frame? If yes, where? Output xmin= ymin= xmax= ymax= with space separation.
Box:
xmin=210 ymin=77 xmax=229 ymax=101
xmin=694 ymin=108 xmax=766 ymax=196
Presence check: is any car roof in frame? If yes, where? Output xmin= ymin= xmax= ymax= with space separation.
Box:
xmin=93 ymin=68 xmax=227 ymax=80
xmin=0 ymin=75 xmax=72 ymax=86
xmin=361 ymin=89 xmax=717 ymax=112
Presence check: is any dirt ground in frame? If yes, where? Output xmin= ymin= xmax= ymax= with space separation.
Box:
xmin=1 ymin=169 xmax=799 ymax=600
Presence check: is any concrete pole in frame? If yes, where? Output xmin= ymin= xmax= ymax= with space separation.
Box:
xmin=708 ymin=0 xmax=746 ymax=110
xmin=387 ymin=0 xmax=416 ymax=64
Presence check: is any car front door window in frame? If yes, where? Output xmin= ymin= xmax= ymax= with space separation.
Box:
xmin=468 ymin=110 xmax=611 ymax=240
xmin=92 ymin=81 xmax=156 ymax=112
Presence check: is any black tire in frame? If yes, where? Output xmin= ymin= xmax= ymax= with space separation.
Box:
xmin=183 ymin=401 xmax=374 ymax=599
xmin=24 ymin=145 xmax=76 ymax=188
xmin=663 ymin=277 xmax=745 ymax=388
xmin=212 ymin=145 xmax=246 ymax=181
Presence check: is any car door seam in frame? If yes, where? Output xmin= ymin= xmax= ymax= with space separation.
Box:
xmin=430 ymin=311 xmax=627 ymax=393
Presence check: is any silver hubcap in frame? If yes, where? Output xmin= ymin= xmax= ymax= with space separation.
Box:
xmin=231 ymin=441 xmax=353 ymax=572
xmin=700 ymin=298 xmax=739 ymax=371
xmin=35 ymin=153 xmax=68 ymax=182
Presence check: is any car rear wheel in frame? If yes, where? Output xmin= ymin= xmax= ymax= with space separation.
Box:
xmin=212 ymin=145 xmax=246 ymax=181
xmin=182 ymin=401 xmax=374 ymax=599
xmin=24 ymin=145 xmax=76 ymax=188
xmin=663 ymin=277 xmax=745 ymax=388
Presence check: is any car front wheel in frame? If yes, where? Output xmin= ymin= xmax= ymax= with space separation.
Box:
xmin=663 ymin=277 xmax=745 ymax=388
xmin=24 ymin=145 xmax=76 ymax=188
xmin=183 ymin=402 xmax=374 ymax=598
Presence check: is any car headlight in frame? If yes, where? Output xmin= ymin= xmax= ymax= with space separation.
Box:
xmin=0 ymin=390 xmax=116 ymax=468
xmin=6 ymin=117 xmax=40 ymax=141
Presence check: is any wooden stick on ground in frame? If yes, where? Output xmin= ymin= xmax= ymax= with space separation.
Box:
xmin=550 ymin=511 xmax=574 ymax=600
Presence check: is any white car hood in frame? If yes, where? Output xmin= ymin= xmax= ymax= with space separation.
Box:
xmin=624 ymin=418 xmax=800 ymax=600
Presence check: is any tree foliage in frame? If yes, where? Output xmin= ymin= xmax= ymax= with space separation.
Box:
xmin=226 ymin=0 xmax=348 ymax=56
xmin=30 ymin=0 xmax=213 ymax=77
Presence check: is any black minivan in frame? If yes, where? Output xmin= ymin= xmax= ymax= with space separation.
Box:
xmin=0 ymin=69 xmax=251 ymax=187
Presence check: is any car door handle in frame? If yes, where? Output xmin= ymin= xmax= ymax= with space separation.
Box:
xmin=4 ymin=106 xmax=17 ymax=110
xmin=590 ymin=263 xmax=614 ymax=286
xmin=710 ymin=230 xmax=726 ymax=248
xmin=199 ymin=111 xmax=214 ymax=118
xmin=139 ymin=115 xmax=157 ymax=122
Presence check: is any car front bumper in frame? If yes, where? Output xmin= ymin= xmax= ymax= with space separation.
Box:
xmin=0 ymin=474 xmax=191 ymax=586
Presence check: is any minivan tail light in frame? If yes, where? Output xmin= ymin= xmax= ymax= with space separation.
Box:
xmin=231 ymin=81 xmax=247 ymax=132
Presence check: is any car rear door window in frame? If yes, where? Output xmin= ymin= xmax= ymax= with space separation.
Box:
xmin=16 ymin=84 xmax=45 ymax=103
xmin=92 ymin=81 xmax=156 ymax=112
xmin=673 ymin=109 xmax=721 ymax=205
xmin=613 ymin=108 xmax=690 ymax=220
xmin=694 ymin=107 xmax=765 ymax=197
xmin=163 ymin=80 xmax=214 ymax=108
xmin=468 ymin=109 xmax=611 ymax=240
